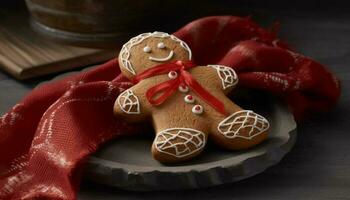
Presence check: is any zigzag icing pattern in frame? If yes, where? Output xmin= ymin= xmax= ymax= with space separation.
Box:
xmin=155 ymin=128 xmax=205 ymax=158
xmin=207 ymin=65 xmax=238 ymax=89
xmin=218 ymin=110 xmax=269 ymax=140
xmin=117 ymin=89 xmax=140 ymax=114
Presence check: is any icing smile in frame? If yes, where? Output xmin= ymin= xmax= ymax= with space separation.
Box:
xmin=149 ymin=50 xmax=174 ymax=62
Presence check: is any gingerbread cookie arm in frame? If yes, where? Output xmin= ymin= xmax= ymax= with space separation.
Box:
xmin=206 ymin=65 xmax=238 ymax=94
xmin=113 ymin=85 xmax=151 ymax=123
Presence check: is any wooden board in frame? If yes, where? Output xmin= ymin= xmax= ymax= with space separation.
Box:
xmin=0 ymin=6 xmax=115 ymax=80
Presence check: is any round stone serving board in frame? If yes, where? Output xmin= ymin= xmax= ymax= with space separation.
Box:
xmin=30 ymin=67 xmax=297 ymax=191
xmin=81 ymin=83 xmax=297 ymax=190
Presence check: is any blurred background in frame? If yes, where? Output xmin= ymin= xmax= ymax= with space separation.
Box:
xmin=10 ymin=0 xmax=350 ymax=47
xmin=1 ymin=0 xmax=349 ymax=80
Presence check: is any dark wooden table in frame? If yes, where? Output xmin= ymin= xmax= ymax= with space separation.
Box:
xmin=1 ymin=6 xmax=350 ymax=200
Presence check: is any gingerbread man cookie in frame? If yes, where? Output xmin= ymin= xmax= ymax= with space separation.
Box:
xmin=114 ymin=32 xmax=270 ymax=163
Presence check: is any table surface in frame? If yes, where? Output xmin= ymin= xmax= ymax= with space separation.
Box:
xmin=1 ymin=6 xmax=350 ymax=200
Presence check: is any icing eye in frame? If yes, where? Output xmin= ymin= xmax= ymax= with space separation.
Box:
xmin=143 ymin=46 xmax=151 ymax=53
xmin=157 ymin=42 xmax=166 ymax=49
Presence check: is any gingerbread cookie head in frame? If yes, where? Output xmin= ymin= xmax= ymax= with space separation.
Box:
xmin=118 ymin=32 xmax=192 ymax=79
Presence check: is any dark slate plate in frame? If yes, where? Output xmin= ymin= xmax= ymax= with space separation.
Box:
xmin=4 ymin=67 xmax=296 ymax=191
xmin=83 ymin=92 xmax=297 ymax=191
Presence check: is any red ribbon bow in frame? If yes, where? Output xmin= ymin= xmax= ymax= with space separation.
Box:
xmin=132 ymin=60 xmax=228 ymax=115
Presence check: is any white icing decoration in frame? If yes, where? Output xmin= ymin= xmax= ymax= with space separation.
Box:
xmin=184 ymin=95 xmax=195 ymax=104
xmin=218 ymin=110 xmax=269 ymax=140
xmin=117 ymin=89 xmax=140 ymax=114
xmin=178 ymin=85 xmax=189 ymax=93
xmin=168 ymin=71 xmax=178 ymax=79
xmin=192 ymin=105 xmax=203 ymax=115
xmin=157 ymin=42 xmax=165 ymax=49
xmin=149 ymin=50 xmax=174 ymax=62
xmin=154 ymin=128 xmax=206 ymax=158
xmin=119 ymin=32 xmax=192 ymax=75
xmin=207 ymin=65 xmax=238 ymax=89
xmin=143 ymin=46 xmax=151 ymax=53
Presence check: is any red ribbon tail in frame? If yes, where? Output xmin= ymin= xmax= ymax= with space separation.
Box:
xmin=146 ymin=79 xmax=181 ymax=105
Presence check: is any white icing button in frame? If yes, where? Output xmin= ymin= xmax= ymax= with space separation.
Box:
xmin=192 ymin=105 xmax=204 ymax=115
xmin=143 ymin=46 xmax=151 ymax=53
xmin=168 ymin=71 xmax=178 ymax=79
xmin=178 ymin=84 xmax=189 ymax=93
xmin=157 ymin=42 xmax=165 ymax=49
xmin=184 ymin=95 xmax=195 ymax=104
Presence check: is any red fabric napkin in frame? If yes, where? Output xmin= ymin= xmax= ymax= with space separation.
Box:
xmin=0 ymin=16 xmax=340 ymax=199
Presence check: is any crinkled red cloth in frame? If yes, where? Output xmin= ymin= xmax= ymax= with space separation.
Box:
xmin=0 ymin=16 xmax=340 ymax=199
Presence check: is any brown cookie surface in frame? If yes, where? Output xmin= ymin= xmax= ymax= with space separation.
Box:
xmin=114 ymin=32 xmax=270 ymax=163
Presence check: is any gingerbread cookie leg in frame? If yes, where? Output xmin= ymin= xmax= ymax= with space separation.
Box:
xmin=151 ymin=127 xmax=207 ymax=163
xmin=210 ymin=104 xmax=270 ymax=150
